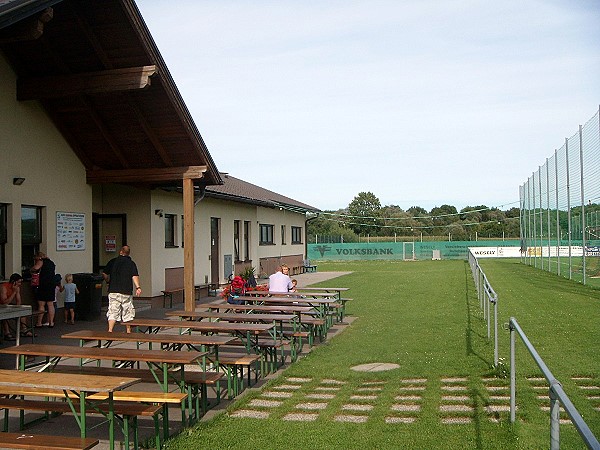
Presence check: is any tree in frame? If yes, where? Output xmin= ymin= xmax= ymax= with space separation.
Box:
xmin=348 ymin=192 xmax=382 ymax=235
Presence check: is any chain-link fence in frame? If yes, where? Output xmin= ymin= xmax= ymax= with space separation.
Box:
xmin=520 ymin=107 xmax=600 ymax=285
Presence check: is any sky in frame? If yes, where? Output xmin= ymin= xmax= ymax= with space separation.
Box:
xmin=137 ymin=0 xmax=600 ymax=212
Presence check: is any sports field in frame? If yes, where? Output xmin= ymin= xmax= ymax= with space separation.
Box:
xmin=166 ymin=259 xmax=600 ymax=449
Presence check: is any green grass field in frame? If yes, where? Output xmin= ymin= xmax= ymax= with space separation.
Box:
xmin=166 ymin=260 xmax=600 ymax=449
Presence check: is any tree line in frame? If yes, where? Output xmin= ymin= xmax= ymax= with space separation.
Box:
xmin=307 ymin=191 xmax=521 ymax=242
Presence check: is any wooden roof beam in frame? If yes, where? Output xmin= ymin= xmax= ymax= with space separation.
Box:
xmin=17 ymin=65 xmax=157 ymax=100
xmin=86 ymin=166 xmax=207 ymax=184
xmin=0 ymin=8 xmax=53 ymax=44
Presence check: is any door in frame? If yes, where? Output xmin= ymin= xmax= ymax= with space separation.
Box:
xmin=210 ymin=217 xmax=220 ymax=284
xmin=93 ymin=214 xmax=127 ymax=273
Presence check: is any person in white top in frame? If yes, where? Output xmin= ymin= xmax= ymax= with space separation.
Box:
xmin=268 ymin=264 xmax=293 ymax=294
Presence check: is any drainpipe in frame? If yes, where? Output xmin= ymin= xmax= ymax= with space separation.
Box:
xmin=305 ymin=214 xmax=320 ymax=258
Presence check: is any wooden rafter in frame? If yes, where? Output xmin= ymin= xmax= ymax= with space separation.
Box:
xmin=0 ymin=8 xmax=53 ymax=44
xmin=86 ymin=166 xmax=207 ymax=184
xmin=17 ymin=66 xmax=157 ymax=101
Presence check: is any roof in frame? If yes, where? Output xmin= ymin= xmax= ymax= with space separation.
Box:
xmin=0 ymin=0 xmax=221 ymax=187
xmin=205 ymin=173 xmax=320 ymax=214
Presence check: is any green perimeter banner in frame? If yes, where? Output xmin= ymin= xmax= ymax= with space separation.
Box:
xmin=308 ymin=240 xmax=521 ymax=261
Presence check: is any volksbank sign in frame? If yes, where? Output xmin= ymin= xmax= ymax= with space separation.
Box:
xmin=308 ymin=240 xmax=522 ymax=261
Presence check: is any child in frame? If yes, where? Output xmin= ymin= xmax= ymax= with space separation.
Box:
xmin=290 ymin=279 xmax=298 ymax=292
xmin=63 ymin=274 xmax=79 ymax=324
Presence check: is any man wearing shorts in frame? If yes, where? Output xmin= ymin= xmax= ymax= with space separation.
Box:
xmin=102 ymin=245 xmax=141 ymax=332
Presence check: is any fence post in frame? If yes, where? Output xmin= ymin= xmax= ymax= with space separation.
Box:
xmin=493 ymin=297 xmax=498 ymax=366
xmin=510 ymin=318 xmax=516 ymax=423
xmin=550 ymin=381 xmax=561 ymax=450
xmin=579 ymin=124 xmax=586 ymax=285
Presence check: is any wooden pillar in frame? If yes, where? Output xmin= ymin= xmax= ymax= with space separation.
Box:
xmin=183 ymin=178 xmax=195 ymax=311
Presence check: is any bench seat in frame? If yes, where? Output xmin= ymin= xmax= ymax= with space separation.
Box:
xmin=0 ymin=431 xmax=98 ymax=450
xmin=0 ymin=396 xmax=162 ymax=449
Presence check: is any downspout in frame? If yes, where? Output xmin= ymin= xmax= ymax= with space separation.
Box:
xmin=305 ymin=214 xmax=320 ymax=258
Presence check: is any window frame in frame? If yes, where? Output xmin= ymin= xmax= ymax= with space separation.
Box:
xmin=259 ymin=224 xmax=274 ymax=245
xmin=291 ymin=226 xmax=302 ymax=244
xmin=164 ymin=213 xmax=177 ymax=248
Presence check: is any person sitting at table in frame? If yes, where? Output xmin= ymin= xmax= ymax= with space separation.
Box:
xmin=0 ymin=273 xmax=32 ymax=340
xmin=268 ymin=264 xmax=293 ymax=294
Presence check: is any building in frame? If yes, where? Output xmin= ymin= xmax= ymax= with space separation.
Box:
xmin=0 ymin=0 xmax=318 ymax=308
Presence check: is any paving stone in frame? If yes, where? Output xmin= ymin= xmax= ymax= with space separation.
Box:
xmin=334 ymin=414 xmax=368 ymax=423
xmin=248 ymin=399 xmax=283 ymax=408
xmin=391 ymin=404 xmax=420 ymax=412
xmin=351 ymin=363 xmax=400 ymax=372
xmin=486 ymin=404 xmax=511 ymax=413
xmin=356 ymin=386 xmax=383 ymax=392
xmin=398 ymin=386 xmax=426 ymax=391
xmin=488 ymin=395 xmax=510 ymax=401
xmin=578 ymin=385 xmax=600 ymax=390
xmin=315 ymin=386 xmax=341 ymax=391
xmin=342 ymin=403 xmax=374 ymax=411
xmin=440 ymin=404 xmax=473 ymax=412
xmin=230 ymin=409 xmax=270 ymax=419
xmin=400 ymin=378 xmax=427 ymax=384
xmin=286 ymin=377 xmax=312 ymax=383
xmin=262 ymin=391 xmax=294 ymax=399
xmin=587 ymin=395 xmax=600 ymax=400
xmin=283 ymin=413 xmax=319 ymax=421
xmin=350 ymin=395 xmax=378 ymax=401
xmin=385 ymin=416 xmax=417 ymax=424
xmin=273 ymin=384 xmax=303 ymax=390
xmin=526 ymin=377 xmax=545 ymax=382
xmin=441 ymin=377 xmax=468 ymax=383
xmin=295 ymin=402 xmax=328 ymax=410
xmin=361 ymin=381 xmax=385 ymax=385
xmin=571 ymin=376 xmax=593 ymax=381
xmin=441 ymin=386 xmax=467 ymax=391
xmin=306 ymin=393 xmax=336 ymax=400
xmin=321 ymin=379 xmax=346 ymax=385
xmin=441 ymin=416 xmax=472 ymax=424
xmin=485 ymin=385 xmax=509 ymax=391
xmin=441 ymin=395 xmax=470 ymax=402
xmin=395 ymin=395 xmax=422 ymax=401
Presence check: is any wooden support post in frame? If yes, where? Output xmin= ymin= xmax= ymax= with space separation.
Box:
xmin=183 ymin=178 xmax=195 ymax=312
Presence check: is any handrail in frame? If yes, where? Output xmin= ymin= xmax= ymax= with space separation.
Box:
xmin=509 ymin=317 xmax=600 ymax=450
xmin=468 ymin=249 xmax=499 ymax=366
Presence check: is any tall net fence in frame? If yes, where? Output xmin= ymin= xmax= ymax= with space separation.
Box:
xmin=520 ymin=107 xmax=600 ymax=285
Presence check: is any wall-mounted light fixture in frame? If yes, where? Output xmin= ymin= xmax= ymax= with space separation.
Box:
xmin=154 ymin=209 xmax=163 ymax=217
xmin=13 ymin=177 xmax=25 ymax=185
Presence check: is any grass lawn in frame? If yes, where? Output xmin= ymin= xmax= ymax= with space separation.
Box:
xmin=166 ymin=260 xmax=600 ymax=449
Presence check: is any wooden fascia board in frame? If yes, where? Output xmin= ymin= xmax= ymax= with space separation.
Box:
xmin=86 ymin=166 xmax=207 ymax=184
xmin=17 ymin=65 xmax=157 ymax=100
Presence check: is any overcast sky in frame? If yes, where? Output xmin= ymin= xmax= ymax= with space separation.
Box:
xmin=137 ymin=0 xmax=600 ymax=212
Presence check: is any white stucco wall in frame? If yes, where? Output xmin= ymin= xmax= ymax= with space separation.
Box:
xmin=0 ymin=52 xmax=92 ymax=283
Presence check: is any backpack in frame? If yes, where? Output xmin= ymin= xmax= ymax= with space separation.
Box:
xmin=227 ymin=276 xmax=246 ymax=304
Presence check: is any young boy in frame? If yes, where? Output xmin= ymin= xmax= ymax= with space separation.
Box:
xmin=63 ymin=274 xmax=79 ymax=324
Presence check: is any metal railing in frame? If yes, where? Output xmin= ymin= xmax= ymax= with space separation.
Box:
xmin=509 ymin=317 xmax=600 ymax=450
xmin=468 ymin=249 xmax=499 ymax=366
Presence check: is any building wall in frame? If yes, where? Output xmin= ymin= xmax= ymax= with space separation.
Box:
xmin=0 ymin=52 xmax=92 ymax=295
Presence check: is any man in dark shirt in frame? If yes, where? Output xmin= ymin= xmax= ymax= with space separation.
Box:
xmin=102 ymin=245 xmax=141 ymax=332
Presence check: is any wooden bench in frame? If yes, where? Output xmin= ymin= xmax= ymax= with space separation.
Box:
xmin=302 ymin=259 xmax=317 ymax=273
xmin=162 ymin=284 xmax=218 ymax=307
xmin=0 ymin=432 xmax=98 ymax=449
xmin=227 ymin=338 xmax=285 ymax=374
xmin=218 ymin=353 xmax=261 ymax=398
xmin=48 ymin=365 xmax=218 ymax=425
xmin=0 ymin=395 xmax=162 ymax=449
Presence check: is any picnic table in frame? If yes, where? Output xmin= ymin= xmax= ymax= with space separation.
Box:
xmin=0 ymin=368 xmax=140 ymax=450
xmin=0 ymin=305 xmax=33 ymax=367
xmin=205 ymin=301 xmax=315 ymax=316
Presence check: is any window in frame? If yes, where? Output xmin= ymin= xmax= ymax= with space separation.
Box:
xmin=281 ymin=225 xmax=286 ymax=245
xmin=243 ymin=221 xmax=250 ymax=260
xmin=234 ymin=220 xmax=240 ymax=261
xmin=0 ymin=204 xmax=6 ymax=280
xmin=21 ymin=205 xmax=42 ymax=278
xmin=181 ymin=215 xmax=184 ymax=247
xmin=259 ymin=224 xmax=274 ymax=245
xmin=164 ymin=214 xmax=176 ymax=247
xmin=291 ymin=226 xmax=302 ymax=244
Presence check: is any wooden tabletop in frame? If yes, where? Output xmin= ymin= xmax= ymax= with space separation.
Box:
xmin=246 ymin=290 xmax=337 ymax=298
xmin=165 ymin=310 xmax=298 ymax=322
xmin=61 ymin=329 xmax=235 ymax=346
xmin=0 ymin=343 xmax=206 ymax=364
xmin=240 ymin=296 xmax=339 ymax=305
xmin=127 ymin=318 xmax=275 ymax=335
xmin=205 ymin=302 xmax=315 ymax=314
xmin=296 ymin=287 xmax=349 ymax=292
xmin=0 ymin=368 xmax=139 ymax=393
